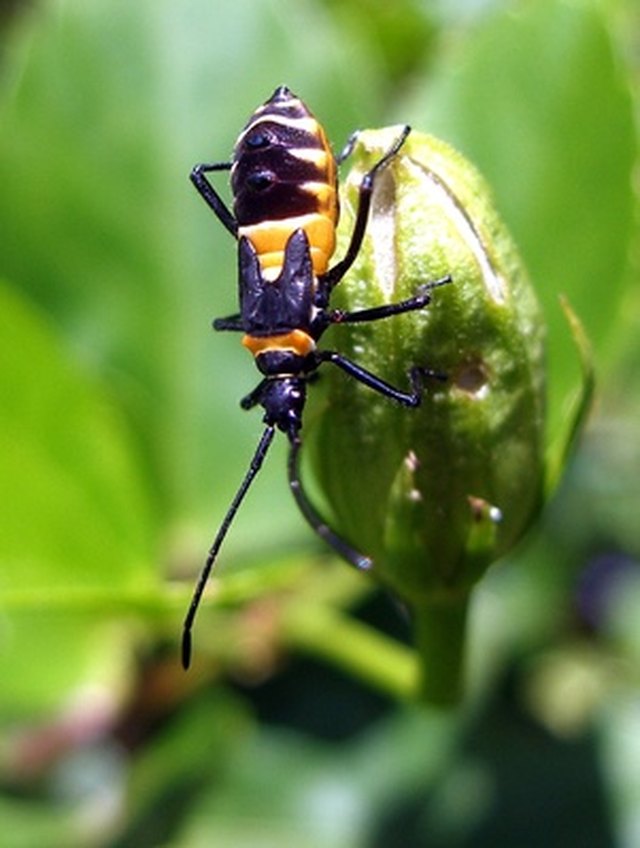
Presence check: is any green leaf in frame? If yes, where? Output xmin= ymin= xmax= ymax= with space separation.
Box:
xmin=121 ymin=692 xmax=253 ymax=844
xmin=175 ymin=703 xmax=460 ymax=847
xmin=0 ymin=796 xmax=81 ymax=848
xmin=0 ymin=281 xmax=156 ymax=714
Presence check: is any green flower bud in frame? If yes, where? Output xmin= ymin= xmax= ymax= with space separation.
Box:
xmin=307 ymin=128 xmax=547 ymax=702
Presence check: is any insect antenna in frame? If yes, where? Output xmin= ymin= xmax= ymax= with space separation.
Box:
xmin=288 ymin=436 xmax=373 ymax=572
xmin=181 ymin=424 xmax=276 ymax=669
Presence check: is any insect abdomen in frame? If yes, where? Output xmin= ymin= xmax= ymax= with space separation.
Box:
xmin=231 ymin=86 xmax=338 ymax=279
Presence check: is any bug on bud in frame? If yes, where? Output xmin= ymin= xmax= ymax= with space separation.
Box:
xmin=307 ymin=128 xmax=550 ymax=702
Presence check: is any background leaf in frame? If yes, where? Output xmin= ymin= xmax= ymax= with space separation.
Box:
xmin=0 ymin=280 xmax=155 ymax=714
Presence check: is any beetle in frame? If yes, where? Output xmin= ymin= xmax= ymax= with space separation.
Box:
xmin=182 ymin=85 xmax=450 ymax=667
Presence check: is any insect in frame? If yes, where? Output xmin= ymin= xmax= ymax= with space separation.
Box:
xmin=182 ymin=85 xmax=450 ymax=667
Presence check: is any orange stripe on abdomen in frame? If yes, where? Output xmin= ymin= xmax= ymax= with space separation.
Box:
xmin=242 ymin=329 xmax=316 ymax=357
xmin=239 ymin=211 xmax=336 ymax=278
xmin=231 ymin=90 xmax=339 ymax=280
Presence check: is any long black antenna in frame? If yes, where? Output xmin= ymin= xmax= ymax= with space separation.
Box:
xmin=182 ymin=424 xmax=276 ymax=668
xmin=287 ymin=435 xmax=373 ymax=572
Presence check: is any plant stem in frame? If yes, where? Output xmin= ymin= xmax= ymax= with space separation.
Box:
xmin=0 ymin=558 xmax=309 ymax=615
xmin=413 ymin=593 xmax=470 ymax=705
xmin=282 ymin=602 xmax=419 ymax=700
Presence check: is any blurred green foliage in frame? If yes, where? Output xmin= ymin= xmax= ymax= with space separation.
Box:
xmin=0 ymin=0 xmax=639 ymax=845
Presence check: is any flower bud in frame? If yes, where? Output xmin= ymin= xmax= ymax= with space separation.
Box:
xmin=307 ymin=128 xmax=547 ymax=702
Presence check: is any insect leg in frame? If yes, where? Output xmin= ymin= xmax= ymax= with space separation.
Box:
xmin=288 ymin=435 xmax=373 ymax=571
xmin=336 ymin=130 xmax=360 ymax=165
xmin=213 ymin=314 xmax=244 ymax=331
xmin=325 ymin=276 xmax=452 ymax=327
xmin=320 ymin=125 xmax=411 ymax=291
xmin=317 ymin=350 xmax=445 ymax=407
xmin=240 ymin=380 xmax=268 ymax=411
xmin=190 ymin=161 xmax=238 ymax=237
xmin=181 ymin=424 xmax=276 ymax=669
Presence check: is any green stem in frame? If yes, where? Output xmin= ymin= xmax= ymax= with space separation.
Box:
xmin=413 ymin=593 xmax=470 ymax=705
xmin=283 ymin=602 xmax=419 ymax=700
xmin=0 ymin=558 xmax=309 ymax=615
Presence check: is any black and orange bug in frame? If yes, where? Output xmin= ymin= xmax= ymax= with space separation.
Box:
xmin=182 ymin=86 xmax=450 ymax=667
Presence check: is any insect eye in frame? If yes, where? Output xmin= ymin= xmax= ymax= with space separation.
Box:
xmin=247 ymin=170 xmax=275 ymax=191
xmin=245 ymin=130 xmax=271 ymax=149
